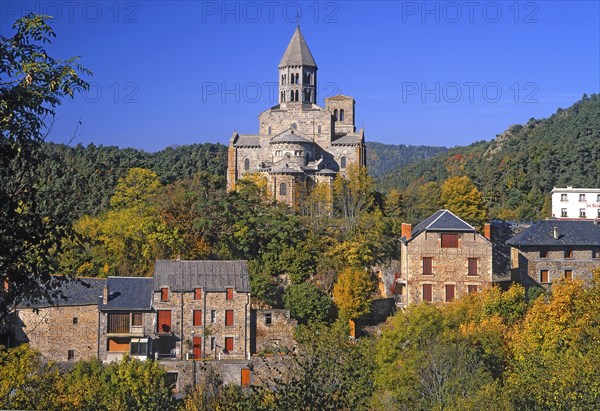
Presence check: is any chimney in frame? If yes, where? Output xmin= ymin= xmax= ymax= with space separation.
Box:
xmin=102 ymin=285 xmax=108 ymax=305
xmin=483 ymin=223 xmax=491 ymax=240
xmin=402 ymin=223 xmax=412 ymax=240
xmin=553 ymin=226 xmax=559 ymax=240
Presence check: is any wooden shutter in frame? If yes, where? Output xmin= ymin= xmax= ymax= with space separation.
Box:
xmin=423 ymin=284 xmax=432 ymax=303
xmin=468 ymin=285 xmax=478 ymax=294
xmin=226 ymin=287 xmax=234 ymax=300
xmin=108 ymin=338 xmax=129 ymax=352
xmin=225 ymin=310 xmax=234 ymax=326
xmin=241 ymin=368 xmax=251 ymax=387
xmin=540 ymin=270 xmax=549 ymax=283
xmin=193 ymin=310 xmax=202 ymax=326
xmin=564 ymin=270 xmax=573 ymax=280
xmin=132 ymin=313 xmax=142 ymax=327
xmin=157 ymin=310 xmax=171 ymax=333
xmin=468 ymin=258 xmax=478 ymax=276
xmin=194 ymin=288 xmax=202 ymax=300
xmin=445 ymin=284 xmax=455 ymax=302
xmin=423 ymin=257 xmax=433 ymax=275
xmin=193 ymin=337 xmax=202 ymax=359
xmin=225 ymin=337 xmax=234 ymax=352
xmin=160 ymin=287 xmax=169 ymax=301
xmin=441 ymin=233 xmax=459 ymax=248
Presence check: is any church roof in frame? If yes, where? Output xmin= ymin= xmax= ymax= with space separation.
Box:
xmin=331 ymin=134 xmax=362 ymax=145
xmin=326 ymin=94 xmax=355 ymax=101
xmin=279 ymin=26 xmax=317 ymax=68
xmin=317 ymin=168 xmax=336 ymax=174
xmin=234 ymin=134 xmax=261 ymax=147
xmin=270 ymin=132 xmax=311 ymax=144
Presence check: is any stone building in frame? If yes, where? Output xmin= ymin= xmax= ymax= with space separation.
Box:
xmin=251 ymin=309 xmax=298 ymax=354
xmin=551 ymin=186 xmax=600 ymax=219
xmin=227 ymin=26 xmax=367 ymax=206
xmin=507 ymin=219 xmax=600 ymax=289
xmin=14 ymin=278 xmax=105 ymax=363
xmin=152 ymin=260 xmax=251 ymax=361
xmin=397 ymin=210 xmax=494 ymax=306
xmin=98 ymin=277 xmax=153 ymax=362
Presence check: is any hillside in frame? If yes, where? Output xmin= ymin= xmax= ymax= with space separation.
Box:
xmin=365 ymin=142 xmax=447 ymax=178
xmin=377 ymin=94 xmax=600 ymax=221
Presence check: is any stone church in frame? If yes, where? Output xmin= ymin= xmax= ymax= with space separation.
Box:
xmin=227 ymin=26 xmax=367 ymax=206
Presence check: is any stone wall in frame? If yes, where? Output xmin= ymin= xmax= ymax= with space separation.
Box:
xmin=401 ymin=231 xmax=493 ymax=305
xmin=16 ymin=305 xmax=99 ymax=363
xmin=251 ymin=309 xmax=297 ymax=353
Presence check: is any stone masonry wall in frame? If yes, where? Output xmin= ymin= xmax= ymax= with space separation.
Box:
xmin=16 ymin=305 xmax=98 ymax=363
xmin=252 ymin=309 xmax=298 ymax=353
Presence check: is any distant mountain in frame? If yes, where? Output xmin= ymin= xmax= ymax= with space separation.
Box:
xmin=378 ymin=94 xmax=600 ymax=221
xmin=365 ymin=142 xmax=448 ymax=178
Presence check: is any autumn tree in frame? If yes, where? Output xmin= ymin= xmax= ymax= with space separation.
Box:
xmin=0 ymin=14 xmax=90 ymax=322
xmin=332 ymin=164 xmax=375 ymax=234
xmin=441 ymin=175 xmax=489 ymax=229
xmin=333 ymin=267 xmax=374 ymax=320
xmin=284 ymin=282 xmax=332 ymax=324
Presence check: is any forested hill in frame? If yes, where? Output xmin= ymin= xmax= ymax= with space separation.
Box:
xmin=365 ymin=142 xmax=447 ymax=178
xmin=377 ymin=94 xmax=600 ymax=221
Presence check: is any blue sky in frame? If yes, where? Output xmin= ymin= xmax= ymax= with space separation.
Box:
xmin=1 ymin=1 xmax=598 ymax=151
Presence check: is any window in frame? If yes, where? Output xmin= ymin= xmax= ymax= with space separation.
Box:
xmin=226 ymin=287 xmax=234 ymax=300
xmin=295 ymin=90 xmax=298 ymax=101
xmin=210 ymin=310 xmax=216 ymax=324
xmin=540 ymin=270 xmax=549 ymax=283
xmin=291 ymin=123 xmax=297 ymax=129
xmin=340 ymin=109 xmax=345 ymax=121
xmin=132 ymin=313 xmax=142 ymax=327
xmin=597 ymin=209 xmax=600 ymax=218
xmin=565 ymin=249 xmax=574 ymax=259
xmin=210 ymin=337 xmax=216 ymax=350
xmin=593 ymin=248 xmax=600 ymax=259
xmin=579 ymin=194 xmax=586 ymax=202
xmin=422 ymin=284 xmax=433 ymax=303
xmin=268 ymin=126 xmax=272 ymax=135
xmin=317 ymin=125 xmax=321 ymax=134
xmin=340 ymin=156 xmax=347 ymax=169
xmin=264 ymin=312 xmax=272 ymax=325
xmin=561 ymin=208 xmax=568 ymax=217
xmin=422 ymin=257 xmax=433 ymax=276
xmin=561 ymin=193 xmax=568 ymax=201
xmin=243 ymin=158 xmax=250 ymax=171
xmin=108 ymin=313 xmax=130 ymax=334
xmin=194 ymin=288 xmax=202 ymax=300
xmin=441 ymin=233 xmax=459 ymax=248
xmin=160 ymin=287 xmax=169 ymax=301
xmin=445 ymin=284 xmax=455 ymax=302
xmin=279 ymin=182 xmax=287 ymax=196
xmin=333 ymin=109 xmax=338 ymax=119
xmin=540 ymin=249 xmax=549 ymax=258
xmin=468 ymin=285 xmax=478 ymax=294
xmin=68 ymin=350 xmax=75 ymax=361
xmin=564 ymin=270 xmax=573 ymax=280
xmin=193 ymin=310 xmax=202 ymax=326
xmin=193 ymin=337 xmax=202 ymax=359
xmin=225 ymin=337 xmax=234 ymax=352
xmin=73 ymin=317 xmax=78 ymax=324
xmin=597 ymin=194 xmax=600 ymax=202
xmin=468 ymin=258 xmax=478 ymax=276
xmin=131 ymin=339 xmax=148 ymax=356
xmin=107 ymin=337 xmax=129 ymax=352
xmin=580 ymin=208 xmax=586 ymax=218
xmin=225 ymin=310 xmax=234 ymax=326
xmin=157 ymin=310 xmax=172 ymax=333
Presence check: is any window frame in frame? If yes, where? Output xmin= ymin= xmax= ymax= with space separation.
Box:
xmin=441 ymin=233 xmax=459 ymax=248
xmin=225 ymin=310 xmax=234 ymax=327
xmin=422 ymin=257 xmax=433 ymax=276
xmin=264 ymin=312 xmax=272 ymax=325
xmin=540 ymin=270 xmax=550 ymax=284
xmin=422 ymin=284 xmax=433 ymax=303
xmin=445 ymin=284 xmax=455 ymax=302
xmin=467 ymin=258 xmax=478 ymax=276
xmin=226 ymin=287 xmax=234 ymax=300
xmin=564 ymin=270 xmax=573 ymax=280
xmin=194 ymin=288 xmax=202 ymax=300
xmin=193 ymin=310 xmax=203 ymax=327
xmin=467 ymin=284 xmax=478 ymax=294
xmin=160 ymin=287 xmax=169 ymax=302
xmin=131 ymin=313 xmax=143 ymax=327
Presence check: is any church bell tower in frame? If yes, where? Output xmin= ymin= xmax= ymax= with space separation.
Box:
xmin=278 ymin=26 xmax=318 ymax=105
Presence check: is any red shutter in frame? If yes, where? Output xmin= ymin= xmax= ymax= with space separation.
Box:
xmin=225 ymin=310 xmax=234 ymax=326
xmin=423 ymin=257 xmax=433 ymax=275
xmin=241 ymin=368 xmax=251 ymax=387
xmin=193 ymin=310 xmax=202 ymax=326
xmin=468 ymin=258 xmax=478 ymax=276
xmin=445 ymin=284 xmax=455 ymax=302
xmin=194 ymin=288 xmax=202 ymax=300
xmin=564 ymin=270 xmax=573 ymax=280
xmin=226 ymin=288 xmax=234 ymax=300
xmin=160 ymin=287 xmax=169 ymax=301
xmin=540 ymin=270 xmax=549 ymax=283
xmin=468 ymin=285 xmax=478 ymax=294
xmin=441 ymin=233 xmax=459 ymax=248
xmin=423 ymin=284 xmax=432 ymax=302
xmin=193 ymin=336 xmax=202 ymax=359
xmin=225 ymin=337 xmax=234 ymax=352
xmin=157 ymin=310 xmax=171 ymax=333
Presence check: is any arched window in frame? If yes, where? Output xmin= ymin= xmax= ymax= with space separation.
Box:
xmin=340 ymin=109 xmax=345 ymax=121
xmin=281 ymin=74 xmax=284 ymax=84
xmin=279 ymin=182 xmax=287 ymax=196
xmin=317 ymin=125 xmax=322 ymax=134
xmin=295 ymin=73 xmax=299 ymax=84
xmin=244 ymin=158 xmax=250 ymax=171
xmin=295 ymin=90 xmax=299 ymax=102
xmin=304 ymin=90 xmax=310 ymax=102
xmin=333 ymin=109 xmax=338 ymax=120
xmin=290 ymin=90 xmax=294 ymax=101
xmin=268 ymin=126 xmax=272 ymax=135
xmin=340 ymin=156 xmax=347 ymax=169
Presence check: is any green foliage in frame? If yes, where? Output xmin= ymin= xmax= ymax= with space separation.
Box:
xmin=284 ymin=282 xmax=332 ymax=324
xmin=332 ymin=267 xmax=374 ymax=320
xmin=441 ymin=175 xmax=489 ymax=229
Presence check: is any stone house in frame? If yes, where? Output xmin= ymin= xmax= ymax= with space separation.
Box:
xmin=397 ymin=210 xmax=494 ymax=306
xmin=507 ymin=219 xmax=600 ymax=288
xmin=227 ymin=26 xmax=367 ymax=207
xmin=14 ymin=277 xmax=105 ymax=363
xmin=251 ymin=309 xmax=298 ymax=354
xmin=152 ymin=260 xmax=251 ymax=361
xmin=98 ymin=276 xmax=154 ymax=362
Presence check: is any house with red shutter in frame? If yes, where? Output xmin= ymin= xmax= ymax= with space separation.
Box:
xmin=396 ymin=210 xmax=494 ymax=306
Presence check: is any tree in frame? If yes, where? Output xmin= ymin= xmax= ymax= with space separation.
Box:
xmin=441 ymin=176 xmax=489 ymax=229
xmin=333 ymin=267 xmax=373 ymax=320
xmin=284 ymin=282 xmax=332 ymax=324
xmin=332 ymin=164 xmax=374 ymax=234
xmin=0 ymin=14 xmax=90 ymax=322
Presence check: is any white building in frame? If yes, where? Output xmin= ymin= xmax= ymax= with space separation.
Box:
xmin=551 ymin=187 xmax=600 ymax=219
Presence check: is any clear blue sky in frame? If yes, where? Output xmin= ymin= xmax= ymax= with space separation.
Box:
xmin=1 ymin=1 xmax=598 ymax=151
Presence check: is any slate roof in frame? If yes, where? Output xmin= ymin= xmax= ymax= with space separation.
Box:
xmin=270 ymin=132 xmax=311 ymax=144
xmin=270 ymin=166 xmax=303 ymax=174
xmin=331 ymin=134 xmax=362 ymax=145
xmin=18 ymin=277 xmax=106 ymax=308
xmin=401 ymin=209 xmax=477 ymax=243
xmin=153 ymin=260 xmax=249 ymax=293
xmin=98 ymin=277 xmax=153 ymax=311
xmin=507 ymin=219 xmax=600 ymax=247
xmin=316 ymin=168 xmax=336 ymax=174
xmin=326 ymin=94 xmax=354 ymax=101
xmin=234 ymin=134 xmax=261 ymax=147
xmin=279 ymin=26 xmax=317 ymax=68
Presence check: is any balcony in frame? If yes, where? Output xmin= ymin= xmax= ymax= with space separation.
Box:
xmin=107 ymin=313 xmax=145 ymax=336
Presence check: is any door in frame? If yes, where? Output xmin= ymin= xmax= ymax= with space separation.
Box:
xmin=241 ymin=368 xmax=251 ymax=387
xmin=157 ymin=310 xmax=171 ymax=333
xmin=193 ymin=337 xmax=202 ymax=359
